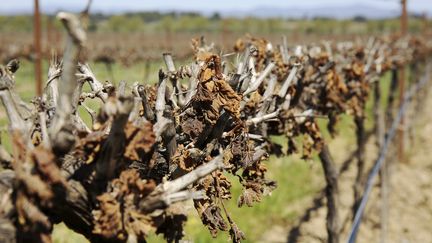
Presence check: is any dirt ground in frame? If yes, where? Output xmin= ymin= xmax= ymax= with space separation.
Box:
xmin=261 ymin=87 xmax=432 ymax=243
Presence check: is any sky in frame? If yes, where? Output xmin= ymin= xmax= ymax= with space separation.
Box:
xmin=1 ymin=0 xmax=431 ymax=15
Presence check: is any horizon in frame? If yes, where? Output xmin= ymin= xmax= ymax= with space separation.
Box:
xmin=1 ymin=0 xmax=431 ymax=17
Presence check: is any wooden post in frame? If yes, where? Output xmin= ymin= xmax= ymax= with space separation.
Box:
xmin=398 ymin=0 xmax=407 ymax=162
xmin=401 ymin=0 xmax=408 ymax=36
xmin=34 ymin=0 xmax=42 ymax=96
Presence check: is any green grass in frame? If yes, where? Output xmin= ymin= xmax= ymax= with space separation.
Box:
xmin=52 ymin=223 xmax=88 ymax=243
xmin=89 ymin=60 xmax=164 ymax=85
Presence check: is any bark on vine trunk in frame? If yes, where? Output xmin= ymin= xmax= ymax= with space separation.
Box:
xmin=373 ymin=80 xmax=388 ymax=243
xmin=385 ymin=68 xmax=399 ymax=128
xmin=318 ymin=144 xmax=340 ymax=243
xmin=352 ymin=115 xmax=366 ymax=217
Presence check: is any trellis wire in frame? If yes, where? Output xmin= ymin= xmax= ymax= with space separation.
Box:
xmin=347 ymin=62 xmax=430 ymax=243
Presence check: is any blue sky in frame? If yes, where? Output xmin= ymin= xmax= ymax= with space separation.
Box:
xmin=1 ymin=0 xmax=431 ymax=15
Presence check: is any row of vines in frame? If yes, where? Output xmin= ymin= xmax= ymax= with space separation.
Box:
xmin=0 ymin=12 xmax=431 ymax=243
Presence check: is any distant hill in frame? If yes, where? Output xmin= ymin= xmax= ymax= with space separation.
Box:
xmin=220 ymin=4 xmax=401 ymax=19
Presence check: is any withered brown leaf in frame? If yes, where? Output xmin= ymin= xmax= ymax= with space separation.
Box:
xmin=124 ymin=121 xmax=155 ymax=161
